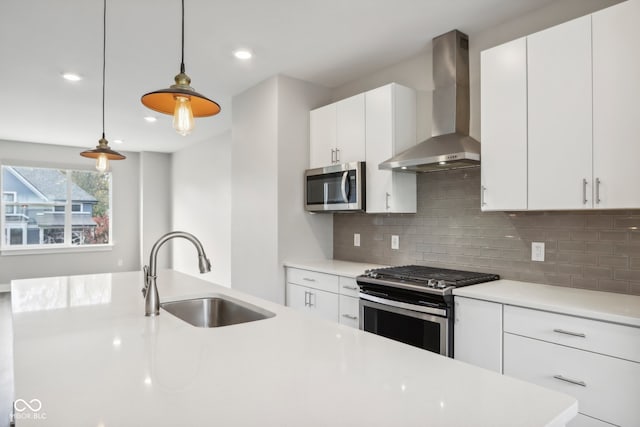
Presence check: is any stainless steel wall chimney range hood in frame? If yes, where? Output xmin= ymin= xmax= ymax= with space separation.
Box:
xmin=379 ymin=30 xmax=481 ymax=173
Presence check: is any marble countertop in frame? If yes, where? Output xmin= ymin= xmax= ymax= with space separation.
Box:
xmin=283 ymin=259 xmax=387 ymax=277
xmin=453 ymin=280 xmax=640 ymax=327
xmin=11 ymin=270 xmax=577 ymax=426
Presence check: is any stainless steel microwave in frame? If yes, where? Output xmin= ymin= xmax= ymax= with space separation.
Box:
xmin=304 ymin=161 xmax=365 ymax=212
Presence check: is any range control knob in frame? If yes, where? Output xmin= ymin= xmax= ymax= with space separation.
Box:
xmin=426 ymin=279 xmax=437 ymax=288
xmin=436 ymin=280 xmax=447 ymax=289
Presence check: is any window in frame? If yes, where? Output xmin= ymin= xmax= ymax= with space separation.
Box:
xmin=1 ymin=165 xmax=112 ymax=251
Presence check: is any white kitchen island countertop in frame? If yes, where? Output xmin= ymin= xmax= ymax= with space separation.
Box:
xmin=11 ymin=270 xmax=577 ymax=427
xmin=284 ymin=259 xmax=387 ymax=277
xmin=453 ymin=279 xmax=640 ymax=327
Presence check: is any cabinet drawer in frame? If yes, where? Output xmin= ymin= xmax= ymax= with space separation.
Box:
xmin=338 ymin=277 xmax=360 ymax=297
xmin=286 ymin=268 xmax=339 ymax=294
xmin=504 ymin=305 xmax=640 ymax=362
xmin=504 ymin=333 xmax=640 ymax=427
xmin=339 ymin=295 xmax=359 ymax=328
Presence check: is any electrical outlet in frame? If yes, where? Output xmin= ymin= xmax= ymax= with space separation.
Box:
xmin=391 ymin=235 xmax=399 ymax=250
xmin=531 ymin=242 xmax=545 ymax=262
xmin=354 ymin=233 xmax=360 ymax=247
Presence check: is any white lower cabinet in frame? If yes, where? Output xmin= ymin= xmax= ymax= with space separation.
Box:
xmin=453 ymin=296 xmax=502 ymax=373
xmin=285 ymin=267 xmax=361 ymax=328
xmin=503 ymin=306 xmax=640 ymax=427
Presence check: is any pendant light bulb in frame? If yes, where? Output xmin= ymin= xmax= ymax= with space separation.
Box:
xmin=173 ymin=95 xmax=194 ymax=136
xmin=96 ymin=153 xmax=109 ymax=172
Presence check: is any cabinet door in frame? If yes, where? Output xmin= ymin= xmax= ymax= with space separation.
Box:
xmin=338 ymin=294 xmax=359 ymax=328
xmin=365 ymin=84 xmax=416 ymax=213
xmin=453 ymin=297 xmax=502 ymax=373
xmin=592 ymin=0 xmax=640 ymax=209
xmin=336 ymin=93 xmax=365 ymax=164
xmin=309 ymin=103 xmax=336 ymax=169
xmin=286 ymin=282 xmax=309 ymax=311
xmin=480 ymin=37 xmax=528 ymax=211
xmin=286 ymin=282 xmax=339 ymax=322
xmin=527 ymin=16 xmax=593 ymax=210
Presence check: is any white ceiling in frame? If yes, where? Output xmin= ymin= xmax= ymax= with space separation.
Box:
xmin=0 ymin=0 xmax=554 ymax=153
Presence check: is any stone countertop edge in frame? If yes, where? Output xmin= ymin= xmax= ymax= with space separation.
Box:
xmin=453 ymin=279 xmax=640 ymax=327
xmin=283 ymin=259 xmax=388 ymax=278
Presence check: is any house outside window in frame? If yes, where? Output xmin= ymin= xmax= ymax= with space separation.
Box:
xmin=1 ymin=165 xmax=112 ymax=251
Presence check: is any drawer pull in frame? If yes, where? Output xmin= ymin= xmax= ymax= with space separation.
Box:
xmin=553 ymin=328 xmax=586 ymax=338
xmin=342 ymin=314 xmax=357 ymax=320
xmin=303 ymin=277 xmax=316 ymax=282
xmin=342 ymin=286 xmax=358 ymax=291
xmin=553 ymin=375 xmax=586 ymax=387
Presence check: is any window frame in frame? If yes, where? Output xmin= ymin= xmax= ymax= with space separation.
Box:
xmin=0 ymin=161 xmax=114 ymax=255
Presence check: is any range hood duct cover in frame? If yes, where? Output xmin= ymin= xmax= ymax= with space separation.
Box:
xmin=379 ymin=30 xmax=481 ymax=173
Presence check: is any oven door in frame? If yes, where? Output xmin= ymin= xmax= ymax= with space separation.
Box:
xmin=359 ymin=293 xmax=450 ymax=356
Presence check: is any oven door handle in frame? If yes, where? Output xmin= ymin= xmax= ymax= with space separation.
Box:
xmin=359 ymin=292 xmax=447 ymax=317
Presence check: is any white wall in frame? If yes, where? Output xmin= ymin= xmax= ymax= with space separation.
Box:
xmin=0 ymin=139 xmax=140 ymax=284
xmin=276 ymin=76 xmax=334 ymax=295
xmin=140 ymin=151 xmax=172 ymax=270
xmin=231 ymin=75 xmax=332 ymax=304
xmin=171 ymin=131 xmax=231 ymax=286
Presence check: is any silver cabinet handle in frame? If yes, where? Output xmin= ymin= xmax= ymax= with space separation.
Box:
xmin=582 ymin=178 xmax=588 ymax=205
xmin=331 ymin=149 xmax=335 ymax=163
xmin=342 ymin=285 xmax=358 ymax=291
xmin=595 ymin=177 xmax=601 ymax=204
xmin=307 ymin=291 xmax=314 ymax=307
xmin=304 ymin=291 xmax=309 ymax=307
xmin=481 ymin=185 xmax=487 ymax=207
xmin=336 ymin=148 xmax=340 ymax=163
xmin=385 ymin=192 xmax=391 ymax=210
xmin=553 ymin=375 xmax=586 ymax=387
xmin=553 ymin=328 xmax=586 ymax=338
xmin=303 ymin=277 xmax=316 ymax=282
xmin=342 ymin=314 xmax=357 ymax=320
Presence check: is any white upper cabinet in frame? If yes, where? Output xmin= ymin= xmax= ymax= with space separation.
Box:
xmin=309 ymin=103 xmax=336 ymax=169
xmin=309 ymin=93 xmax=365 ymax=169
xmin=481 ymin=0 xmax=640 ymax=211
xmin=480 ymin=37 xmax=528 ymax=211
xmin=592 ymin=0 xmax=640 ymax=209
xmin=527 ymin=15 xmax=593 ymax=210
xmin=365 ymin=83 xmax=417 ymax=213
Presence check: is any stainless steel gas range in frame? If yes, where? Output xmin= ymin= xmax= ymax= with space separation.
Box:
xmin=356 ymin=265 xmax=499 ymax=357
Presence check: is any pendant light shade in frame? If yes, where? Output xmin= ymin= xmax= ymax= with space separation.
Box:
xmin=81 ymin=0 xmax=125 ymax=172
xmin=141 ymin=0 xmax=220 ymax=136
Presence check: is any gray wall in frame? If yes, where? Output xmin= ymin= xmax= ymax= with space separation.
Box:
xmin=0 ymin=139 xmax=141 ymax=283
xmin=334 ymin=169 xmax=640 ymax=296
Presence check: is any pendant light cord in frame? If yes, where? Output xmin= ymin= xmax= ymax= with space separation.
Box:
xmin=180 ymin=0 xmax=185 ymax=73
xmin=102 ymin=0 xmax=106 ymax=139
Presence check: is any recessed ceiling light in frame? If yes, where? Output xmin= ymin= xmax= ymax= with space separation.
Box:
xmin=144 ymin=116 xmax=157 ymax=123
xmin=113 ymin=139 xmax=123 ymax=144
xmin=62 ymin=72 xmax=82 ymax=82
xmin=233 ymin=49 xmax=253 ymax=60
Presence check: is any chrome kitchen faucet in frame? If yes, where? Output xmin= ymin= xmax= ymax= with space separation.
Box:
xmin=142 ymin=231 xmax=211 ymax=316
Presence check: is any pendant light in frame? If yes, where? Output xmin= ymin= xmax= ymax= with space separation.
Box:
xmin=81 ymin=0 xmax=126 ymax=172
xmin=141 ymin=0 xmax=220 ymax=136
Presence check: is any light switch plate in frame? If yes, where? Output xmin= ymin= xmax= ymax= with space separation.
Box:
xmin=391 ymin=235 xmax=399 ymax=250
xmin=354 ymin=233 xmax=360 ymax=247
xmin=531 ymin=242 xmax=545 ymax=262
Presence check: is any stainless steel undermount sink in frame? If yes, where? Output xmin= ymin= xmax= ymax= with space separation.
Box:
xmin=160 ymin=295 xmax=275 ymax=328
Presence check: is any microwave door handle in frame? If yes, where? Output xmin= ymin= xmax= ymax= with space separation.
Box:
xmin=341 ymin=171 xmax=349 ymax=203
